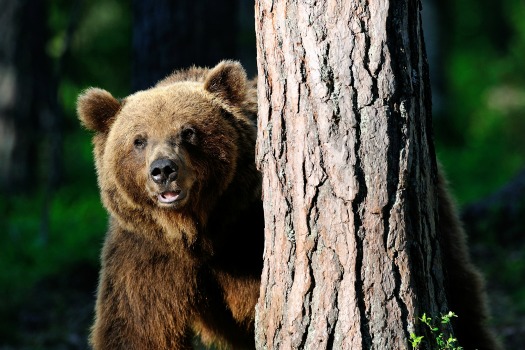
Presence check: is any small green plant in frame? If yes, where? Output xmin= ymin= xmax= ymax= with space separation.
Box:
xmin=409 ymin=332 xmax=424 ymax=349
xmin=409 ymin=311 xmax=463 ymax=350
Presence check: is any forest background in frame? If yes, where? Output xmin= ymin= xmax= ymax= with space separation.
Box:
xmin=0 ymin=0 xmax=524 ymax=348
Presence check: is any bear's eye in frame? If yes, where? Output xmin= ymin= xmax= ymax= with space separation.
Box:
xmin=181 ymin=126 xmax=197 ymax=145
xmin=134 ymin=137 xmax=147 ymax=150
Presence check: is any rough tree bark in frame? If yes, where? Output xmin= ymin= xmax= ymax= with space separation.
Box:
xmin=255 ymin=0 xmax=448 ymax=348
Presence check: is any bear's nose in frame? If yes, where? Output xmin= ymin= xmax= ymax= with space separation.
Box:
xmin=150 ymin=158 xmax=178 ymax=184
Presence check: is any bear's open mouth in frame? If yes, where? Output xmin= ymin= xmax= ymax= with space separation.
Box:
xmin=158 ymin=190 xmax=183 ymax=204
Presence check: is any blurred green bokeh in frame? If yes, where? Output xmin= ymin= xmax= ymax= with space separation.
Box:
xmin=1 ymin=0 xmax=131 ymax=345
xmin=436 ymin=0 xmax=525 ymax=204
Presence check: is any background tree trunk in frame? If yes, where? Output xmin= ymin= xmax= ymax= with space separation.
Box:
xmin=132 ymin=0 xmax=247 ymax=91
xmin=255 ymin=0 xmax=448 ymax=348
xmin=0 ymin=0 xmax=40 ymax=192
xmin=0 ymin=0 xmax=62 ymax=196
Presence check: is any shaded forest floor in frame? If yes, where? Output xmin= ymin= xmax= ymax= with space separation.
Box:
xmin=463 ymin=168 xmax=525 ymax=348
xmin=0 ymin=263 xmax=97 ymax=350
xmin=473 ymin=247 xmax=525 ymax=349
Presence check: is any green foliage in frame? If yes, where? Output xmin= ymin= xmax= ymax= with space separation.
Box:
xmin=0 ymin=181 xmax=106 ymax=340
xmin=436 ymin=0 xmax=525 ymax=205
xmin=410 ymin=312 xmax=463 ymax=350
xmin=0 ymin=0 xmax=131 ymax=344
xmin=410 ymin=332 xmax=425 ymax=349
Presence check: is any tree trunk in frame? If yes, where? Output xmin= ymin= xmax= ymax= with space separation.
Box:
xmin=131 ymin=0 xmax=239 ymax=91
xmin=254 ymin=0 xmax=448 ymax=348
xmin=0 ymin=0 xmax=39 ymax=192
xmin=0 ymin=0 xmax=62 ymax=194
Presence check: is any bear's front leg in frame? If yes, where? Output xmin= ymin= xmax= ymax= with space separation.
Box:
xmin=190 ymin=269 xmax=260 ymax=349
xmin=91 ymin=229 xmax=198 ymax=350
xmin=90 ymin=292 xmax=194 ymax=350
xmin=90 ymin=275 xmax=195 ymax=350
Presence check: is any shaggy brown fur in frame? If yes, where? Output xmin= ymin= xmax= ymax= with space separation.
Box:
xmin=437 ymin=170 xmax=503 ymax=350
xmin=78 ymin=60 xmax=500 ymax=350
xmin=78 ymin=61 xmax=263 ymax=349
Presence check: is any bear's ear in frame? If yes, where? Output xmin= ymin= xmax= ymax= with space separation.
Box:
xmin=77 ymin=88 xmax=121 ymax=133
xmin=204 ymin=60 xmax=247 ymax=105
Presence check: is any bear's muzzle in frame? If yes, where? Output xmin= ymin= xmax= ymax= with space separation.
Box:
xmin=150 ymin=158 xmax=178 ymax=185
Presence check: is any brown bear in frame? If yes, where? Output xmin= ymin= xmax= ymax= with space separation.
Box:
xmin=436 ymin=173 xmax=503 ymax=350
xmin=78 ymin=60 xmax=500 ymax=350
xmin=77 ymin=61 xmax=264 ymax=349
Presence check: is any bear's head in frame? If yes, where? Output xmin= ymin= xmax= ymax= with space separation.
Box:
xmin=77 ymin=61 xmax=258 ymax=238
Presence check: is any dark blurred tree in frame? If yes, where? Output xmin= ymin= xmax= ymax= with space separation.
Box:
xmin=0 ymin=0 xmax=63 ymax=195
xmin=463 ymin=168 xmax=525 ymax=246
xmin=131 ymin=0 xmax=255 ymax=91
xmin=0 ymin=0 xmax=131 ymax=346
xmin=421 ymin=0 xmax=444 ymax=116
